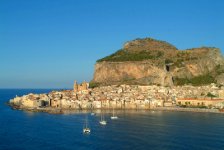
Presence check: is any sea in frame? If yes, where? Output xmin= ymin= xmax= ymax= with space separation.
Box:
xmin=0 ymin=89 xmax=224 ymax=150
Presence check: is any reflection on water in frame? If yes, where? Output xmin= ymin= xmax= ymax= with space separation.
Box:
xmin=24 ymin=111 xmax=38 ymax=117
xmin=0 ymin=89 xmax=224 ymax=150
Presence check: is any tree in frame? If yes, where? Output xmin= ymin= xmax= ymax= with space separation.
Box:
xmin=207 ymin=92 xmax=217 ymax=100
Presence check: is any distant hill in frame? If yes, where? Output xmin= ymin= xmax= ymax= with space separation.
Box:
xmin=91 ymin=38 xmax=224 ymax=87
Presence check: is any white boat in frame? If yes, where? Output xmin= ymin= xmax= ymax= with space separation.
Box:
xmin=111 ymin=116 xmax=118 ymax=119
xmin=99 ymin=110 xmax=107 ymax=125
xmin=83 ymin=128 xmax=91 ymax=134
xmin=99 ymin=120 xmax=107 ymax=125
xmin=83 ymin=115 xmax=91 ymax=134
xmin=111 ymin=108 xmax=118 ymax=120
xmin=91 ymin=112 xmax=95 ymax=116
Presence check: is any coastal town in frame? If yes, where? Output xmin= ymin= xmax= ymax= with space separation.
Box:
xmin=8 ymin=38 xmax=224 ymax=114
xmin=9 ymin=81 xmax=224 ymax=113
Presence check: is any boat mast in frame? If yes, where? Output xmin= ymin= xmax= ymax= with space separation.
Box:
xmin=101 ymin=110 xmax=103 ymax=121
xmin=85 ymin=115 xmax=88 ymax=128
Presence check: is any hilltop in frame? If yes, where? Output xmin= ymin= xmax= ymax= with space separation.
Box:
xmin=97 ymin=38 xmax=177 ymax=62
xmin=91 ymin=38 xmax=224 ymax=87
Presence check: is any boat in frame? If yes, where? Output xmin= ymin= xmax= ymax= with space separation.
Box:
xmin=99 ymin=120 xmax=107 ymax=125
xmin=83 ymin=127 xmax=91 ymax=134
xmin=111 ymin=107 xmax=118 ymax=120
xmin=83 ymin=115 xmax=91 ymax=134
xmin=99 ymin=110 xmax=107 ymax=125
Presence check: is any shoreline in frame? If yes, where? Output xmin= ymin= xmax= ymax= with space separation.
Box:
xmin=152 ymin=107 xmax=223 ymax=114
xmin=8 ymin=103 xmax=224 ymax=114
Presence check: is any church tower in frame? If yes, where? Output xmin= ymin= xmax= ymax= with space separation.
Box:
xmin=74 ymin=80 xmax=78 ymax=93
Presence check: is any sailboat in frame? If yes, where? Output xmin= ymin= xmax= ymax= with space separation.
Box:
xmin=83 ymin=115 xmax=91 ymax=134
xmin=99 ymin=110 xmax=107 ymax=125
xmin=111 ymin=107 xmax=118 ymax=119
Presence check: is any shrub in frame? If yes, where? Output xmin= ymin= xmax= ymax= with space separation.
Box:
xmin=207 ymin=92 xmax=217 ymax=99
xmin=215 ymin=65 xmax=224 ymax=75
xmin=165 ymin=59 xmax=173 ymax=64
xmin=89 ymin=82 xmax=100 ymax=88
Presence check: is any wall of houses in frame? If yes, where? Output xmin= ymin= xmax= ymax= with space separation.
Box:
xmin=10 ymin=84 xmax=224 ymax=110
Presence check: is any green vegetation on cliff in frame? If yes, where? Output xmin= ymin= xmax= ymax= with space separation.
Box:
xmin=215 ymin=64 xmax=224 ymax=75
xmin=97 ymin=49 xmax=164 ymax=62
xmin=174 ymin=74 xmax=216 ymax=86
xmin=89 ymin=81 xmax=101 ymax=88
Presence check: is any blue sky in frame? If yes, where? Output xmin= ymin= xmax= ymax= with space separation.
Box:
xmin=0 ymin=0 xmax=223 ymax=88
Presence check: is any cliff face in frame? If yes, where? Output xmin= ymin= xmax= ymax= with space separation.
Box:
xmin=93 ymin=61 xmax=169 ymax=86
xmin=92 ymin=38 xmax=224 ymax=86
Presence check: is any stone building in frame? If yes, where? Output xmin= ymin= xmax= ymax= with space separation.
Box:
xmin=218 ymin=90 xmax=224 ymax=98
xmin=73 ymin=81 xmax=89 ymax=93
xmin=51 ymin=99 xmax=61 ymax=108
xmin=21 ymin=98 xmax=35 ymax=108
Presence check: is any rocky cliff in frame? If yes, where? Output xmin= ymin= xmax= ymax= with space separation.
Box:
xmin=91 ymin=38 xmax=224 ymax=87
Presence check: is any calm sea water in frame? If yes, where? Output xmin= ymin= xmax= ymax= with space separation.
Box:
xmin=0 ymin=89 xmax=224 ymax=150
